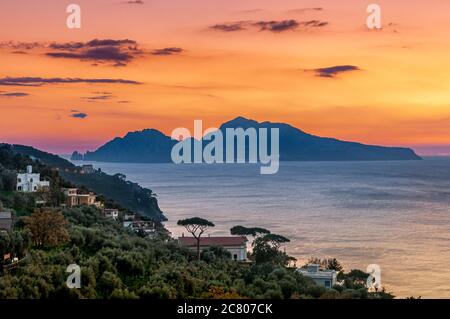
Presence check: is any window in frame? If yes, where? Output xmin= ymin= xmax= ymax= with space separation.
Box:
xmin=233 ymin=254 xmax=238 ymax=261
xmin=325 ymin=280 xmax=331 ymax=288
xmin=18 ymin=178 xmax=22 ymax=183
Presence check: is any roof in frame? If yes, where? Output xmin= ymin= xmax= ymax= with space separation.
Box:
xmin=0 ymin=212 xmax=12 ymax=219
xmin=297 ymin=268 xmax=337 ymax=279
xmin=178 ymin=236 xmax=248 ymax=247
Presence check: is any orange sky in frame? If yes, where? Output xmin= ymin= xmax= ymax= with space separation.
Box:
xmin=1 ymin=0 xmax=450 ymax=155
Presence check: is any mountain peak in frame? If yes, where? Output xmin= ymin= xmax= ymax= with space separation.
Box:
xmin=220 ymin=116 xmax=259 ymax=129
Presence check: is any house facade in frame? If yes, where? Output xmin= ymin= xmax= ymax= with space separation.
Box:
xmin=0 ymin=212 xmax=13 ymax=232
xmin=297 ymin=264 xmax=337 ymax=288
xmin=178 ymin=236 xmax=248 ymax=261
xmin=62 ymin=188 xmax=102 ymax=208
xmin=104 ymin=208 xmax=119 ymax=220
xmin=16 ymin=165 xmax=50 ymax=192
xmin=122 ymin=213 xmax=136 ymax=228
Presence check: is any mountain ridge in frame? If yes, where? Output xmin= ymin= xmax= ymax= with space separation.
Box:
xmin=74 ymin=117 xmax=421 ymax=162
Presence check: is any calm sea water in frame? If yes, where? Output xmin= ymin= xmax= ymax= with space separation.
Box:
xmin=73 ymin=158 xmax=450 ymax=298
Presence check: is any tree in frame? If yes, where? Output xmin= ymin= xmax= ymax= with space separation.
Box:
xmin=230 ymin=226 xmax=270 ymax=239
xmin=252 ymin=233 xmax=291 ymax=265
xmin=261 ymin=234 xmax=290 ymax=250
xmin=0 ymin=231 xmax=10 ymax=258
xmin=24 ymin=208 xmax=70 ymax=247
xmin=177 ymin=217 xmax=215 ymax=260
xmin=305 ymin=257 xmax=343 ymax=272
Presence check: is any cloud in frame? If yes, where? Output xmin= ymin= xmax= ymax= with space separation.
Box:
xmin=210 ymin=19 xmax=328 ymax=33
xmin=0 ymin=77 xmax=142 ymax=87
xmin=0 ymin=92 xmax=29 ymax=97
xmin=0 ymin=41 xmax=43 ymax=50
xmin=239 ymin=9 xmax=263 ymax=14
xmin=313 ymin=65 xmax=360 ymax=78
xmin=48 ymin=39 xmax=137 ymax=50
xmin=82 ymin=91 xmax=114 ymax=101
xmin=287 ymin=7 xmax=323 ymax=14
xmin=301 ymin=20 xmax=328 ymax=28
xmin=83 ymin=95 xmax=114 ymax=101
xmin=210 ymin=22 xmax=247 ymax=32
xmin=151 ymin=47 xmax=184 ymax=56
xmin=46 ymin=39 xmax=141 ymax=66
xmin=254 ymin=19 xmax=299 ymax=32
xmin=71 ymin=111 xmax=88 ymax=119
xmin=125 ymin=0 xmax=144 ymax=4
xmin=2 ymin=39 xmax=183 ymax=65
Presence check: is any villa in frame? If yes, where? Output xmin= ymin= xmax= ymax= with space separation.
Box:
xmin=104 ymin=208 xmax=119 ymax=220
xmin=62 ymin=188 xmax=102 ymax=208
xmin=178 ymin=236 xmax=248 ymax=261
xmin=123 ymin=213 xmax=136 ymax=228
xmin=129 ymin=220 xmax=156 ymax=236
xmin=16 ymin=165 xmax=50 ymax=192
xmin=297 ymin=264 xmax=337 ymax=289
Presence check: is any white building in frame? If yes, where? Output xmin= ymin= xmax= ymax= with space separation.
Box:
xmin=122 ymin=213 xmax=136 ymax=228
xmin=297 ymin=264 xmax=337 ymax=289
xmin=178 ymin=236 xmax=248 ymax=261
xmin=16 ymin=165 xmax=50 ymax=192
xmin=104 ymin=208 xmax=119 ymax=220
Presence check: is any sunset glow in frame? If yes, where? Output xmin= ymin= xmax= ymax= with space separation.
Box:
xmin=1 ymin=0 xmax=450 ymax=154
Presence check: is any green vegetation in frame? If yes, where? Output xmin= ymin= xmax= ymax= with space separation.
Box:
xmin=0 ymin=143 xmax=395 ymax=299
xmin=0 ymin=205 xmax=394 ymax=299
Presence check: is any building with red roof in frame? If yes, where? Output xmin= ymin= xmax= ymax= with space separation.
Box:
xmin=178 ymin=235 xmax=248 ymax=261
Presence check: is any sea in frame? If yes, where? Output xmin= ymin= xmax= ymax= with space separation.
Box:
xmin=72 ymin=158 xmax=450 ymax=298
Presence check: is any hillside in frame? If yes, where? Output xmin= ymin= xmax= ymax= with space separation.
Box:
xmin=1 ymin=143 xmax=166 ymax=221
xmin=74 ymin=117 xmax=421 ymax=163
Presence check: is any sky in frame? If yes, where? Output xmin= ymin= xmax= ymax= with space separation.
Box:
xmin=1 ymin=0 xmax=450 ymax=155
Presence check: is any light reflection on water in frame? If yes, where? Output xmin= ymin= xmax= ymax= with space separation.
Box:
xmin=74 ymin=158 xmax=450 ymax=298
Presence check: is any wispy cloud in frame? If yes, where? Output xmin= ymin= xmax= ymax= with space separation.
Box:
xmin=0 ymin=92 xmax=29 ymax=97
xmin=254 ymin=20 xmax=300 ymax=32
xmin=125 ymin=0 xmax=145 ymax=4
xmin=209 ymin=19 xmax=328 ymax=33
xmin=0 ymin=41 xmax=43 ymax=50
xmin=82 ymin=91 xmax=115 ymax=102
xmin=210 ymin=22 xmax=248 ymax=32
xmin=125 ymin=0 xmax=145 ymax=5
xmin=287 ymin=7 xmax=323 ymax=14
xmin=313 ymin=65 xmax=360 ymax=78
xmin=151 ymin=47 xmax=184 ymax=56
xmin=0 ymin=77 xmax=142 ymax=87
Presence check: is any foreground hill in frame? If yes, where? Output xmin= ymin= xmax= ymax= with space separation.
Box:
xmin=2 ymin=144 xmax=166 ymax=221
xmin=75 ymin=117 xmax=421 ymax=162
